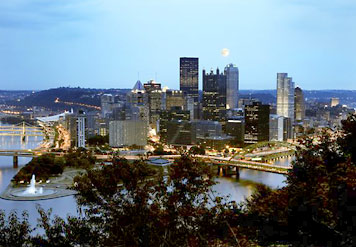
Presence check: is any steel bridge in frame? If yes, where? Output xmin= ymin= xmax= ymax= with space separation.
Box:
xmin=0 ymin=122 xmax=44 ymax=137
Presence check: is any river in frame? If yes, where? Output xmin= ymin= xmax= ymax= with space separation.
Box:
xmin=0 ymin=124 xmax=290 ymax=226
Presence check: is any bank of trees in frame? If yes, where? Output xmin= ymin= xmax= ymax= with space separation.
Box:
xmin=2 ymin=114 xmax=356 ymax=246
xmin=237 ymin=114 xmax=356 ymax=246
xmin=13 ymin=149 xmax=96 ymax=183
xmin=87 ymin=135 xmax=109 ymax=146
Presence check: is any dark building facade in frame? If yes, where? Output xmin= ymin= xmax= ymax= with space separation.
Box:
xmin=166 ymin=120 xmax=196 ymax=145
xmin=180 ymin=57 xmax=199 ymax=119
xmin=244 ymin=102 xmax=270 ymax=144
xmin=144 ymin=80 xmax=161 ymax=92
xmin=202 ymin=69 xmax=227 ymax=121
xmin=159 ymin=108 xmax=190 ymax=143
xmin=226 ymin=118 xmax=245 ymax=145
xmin=294 ymin=86 xmax=305 ymax=122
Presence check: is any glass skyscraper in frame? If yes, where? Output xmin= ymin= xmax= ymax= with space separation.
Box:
xmin=294 ymin=86 xmax=305 ymax=121
xmin=180 ymin=57 xmax=199 ymax=118
xmin=224 ymin=64 xmax=239 ymax=109
xmin=202 ymin=68 xmax=226 ymax=121
xmin=277 ymin=73 xmax=295 ymax=122
xmin=277 ymin=73 xmax=295 ymax=139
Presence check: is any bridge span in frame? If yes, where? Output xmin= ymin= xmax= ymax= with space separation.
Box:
xmin=0 ymin=151 xmax=292 ymax=174
xmin=0 ymin=122 xmax=44 ymax=137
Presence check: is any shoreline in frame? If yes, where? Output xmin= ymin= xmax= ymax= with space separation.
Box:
xmin=0 ymin=168 xmax=83 ymax=201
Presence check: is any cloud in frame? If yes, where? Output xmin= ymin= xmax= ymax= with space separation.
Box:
xmin=0 ymin=0 xmax=98 ymax=30
xmin=285 ymin=0 xmax=356 ymax=17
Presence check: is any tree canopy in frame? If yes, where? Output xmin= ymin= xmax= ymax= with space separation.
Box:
xmin=2 ymin=114 xmax=356 ymax=246
xmin=240 ymin=114 xmax=356 ymax=246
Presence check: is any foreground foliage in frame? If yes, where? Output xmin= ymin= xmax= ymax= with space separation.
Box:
xmin=13 ymin=149 xmax=96 ymax=183
xmin=239 ymin=114 xmax=356 ymax=246
xmin=72 ymin=155 xmax=243 ymax=246
xmin=2 ymin=155 xmax=253 ymax=246
xmin=2 ymin=114 xmax=356 ymax=246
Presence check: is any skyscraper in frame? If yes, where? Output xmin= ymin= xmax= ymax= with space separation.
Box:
xmin=144 ymin=80 xmax=163 ymax=131
xmin=202 ymin=68 xmax=226 ymax=121
xmin=277 ymin=73 xmax=295 ymax=123
xmin=244 ymin=102 xmax=270 ymax=144
xmin=109 ymin=120 xmax=147 ymax=147
xmin=76 ymin=111 xmax=86 ymax=148
xmin=180 ymin=57 xmax=199 ymax=118
xmin=330 ymin=98 xmax=340 ymax=107
xmin=224 ymin=64 xmax=239 ymax=109
xmin=294 ymin=86 xmax=305 ymax=121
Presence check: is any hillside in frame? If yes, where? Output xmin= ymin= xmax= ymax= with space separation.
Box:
xmin=7 ymin=87 xmax=130 ymax=111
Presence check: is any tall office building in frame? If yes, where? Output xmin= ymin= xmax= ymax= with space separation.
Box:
xmin=269 ymin=114 xmax=284 ymax=141
xmin=244 ymin=102 xmax=270 ymax=144
xmin=165 ymin=90 xmax=185 ymax=111
xmin=144 ymin=80 xmax=161 ymax=92
xmin=77 ymin=111 xmax=86 ymax=148
xmin=277 ymin=73 xmax=295 ymax=138
xmin=330 ymin=98 xmax=340 ymax=107
xmin=202 ymin=68 xmax=227 ymax=121
xmin=65 ymin=110 xmax=86 ymax=148
xmin=144 ymin=80 xmax=163 ymax=131
xmin=180 ymin=57 xmax=199 ymax=119
xmin=294 ymin=86 xmax=305 ymax=121
xmin=109 ymin=120 xmax=147 ymax=147
xmin=159 ymin=107 xmax=190 ymax=143
xmin=100 ymin=94 xmax=114 ymax=118
xmin=225 ymin=64 xmax=239 ymax=109
xmin=277 ymin=73 xmax=295 ymax=122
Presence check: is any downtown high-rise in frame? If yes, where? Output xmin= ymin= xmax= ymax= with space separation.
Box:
xmin=224 ymin=64 xmax=239 ymax=109
xmin=294 ymin=86 xmax=305 ymax=121
xmin=180 ymin=57 xmax=199 ymax=119
xmin=276 ymin=73 xmax=295 ymax=139
xmin=202 ymin=68 xmax=226 ymax=121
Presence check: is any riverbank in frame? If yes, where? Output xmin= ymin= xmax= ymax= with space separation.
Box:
xmin=0 ymin=167 xmax=83 ymax=201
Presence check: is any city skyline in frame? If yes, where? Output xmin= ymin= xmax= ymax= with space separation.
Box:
xmin=0 ymin=0 xmax=355 ymax=90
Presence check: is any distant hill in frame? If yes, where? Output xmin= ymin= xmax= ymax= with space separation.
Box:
xmin=5 ymin=87 xmax=356 ymax=111
xmin=7 ymin=87 xmax=130 ymax=111
xmin=240 ymin=90 xmax=276 ymax=105
xmin=239 ymin=89 xmax=356 ymax=107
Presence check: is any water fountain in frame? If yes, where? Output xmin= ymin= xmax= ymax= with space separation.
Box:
xmin=22 ymin=174 xmax=42 ymax=195
xmin=10 ymin=174 xmax=56 ymax=198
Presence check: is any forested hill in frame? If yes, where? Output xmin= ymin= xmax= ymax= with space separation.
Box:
xmin=239 ymin=89 xmax=356 ymax=107
xmin=7 ymin=87 xmax=130 ymax=111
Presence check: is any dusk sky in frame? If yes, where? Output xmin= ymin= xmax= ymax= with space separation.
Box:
xmin=0 ymin=0 xmax=355 ymax=90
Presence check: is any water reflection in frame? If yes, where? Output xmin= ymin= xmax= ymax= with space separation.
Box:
xmin=0 ymin=122 xmax=289 ymax=226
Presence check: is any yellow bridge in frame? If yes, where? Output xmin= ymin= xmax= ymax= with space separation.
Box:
xmin=0 ymin=122 xmax=44 ymax=137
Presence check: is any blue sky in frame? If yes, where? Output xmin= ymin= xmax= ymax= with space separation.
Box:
xmin=0 ymin=0 xmax=355 ymax=90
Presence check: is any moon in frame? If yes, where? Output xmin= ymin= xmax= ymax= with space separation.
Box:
xmin=221 ymin=48 xmax=230 ymax=57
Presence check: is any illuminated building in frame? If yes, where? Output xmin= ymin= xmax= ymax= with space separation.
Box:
xmin=180 ymin=57 xmax=199 ymax=119
xmin=165 ymin=90 xmax=185 ymax=111
xmin=277 ymin=73 xmax=295 ymax=122
xmin=244 ymin=102 xmax=270 ymax=144
xmin=294 ymin=86 xmax=305 ymax=121
xmin=225 ymin=64 xmax=239 ymax=109
xmin=109 ymin=120 xmax=147 ymax=147
xmin=202 ymin=68 xmax=227 ymax=121
xmin=330 ymin=97 xmax=340 ymax=107
xmin=277 ymin=73 xmax=295 ymax=137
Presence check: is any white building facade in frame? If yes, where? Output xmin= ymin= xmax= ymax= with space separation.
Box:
xmin=224 ymin=64 xmax=239 ymax=110
xmin=109 ymin=120 xmax=147 ymax=147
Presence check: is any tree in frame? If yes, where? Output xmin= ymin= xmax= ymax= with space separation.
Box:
xmin=87 ymin=135 xmax=109 ymax=146
xmin=0 ymin=211 xmax=31 ymax=247
xmin=240 ymin=114 xmax=356 ymax=246
xmin=189 ymin=145 xmax=206 ymax=155
xmin=71 ymin=155 xmax=241 ymax=246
